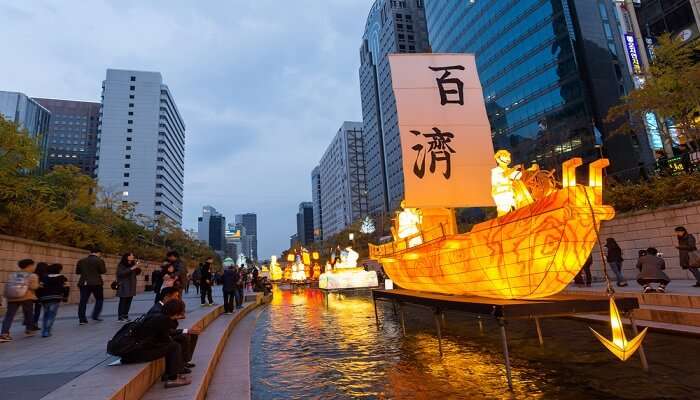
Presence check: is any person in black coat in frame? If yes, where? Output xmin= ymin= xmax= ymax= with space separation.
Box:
xmin=605 ymin=238 xmax=628 ymax=287
xmin=199 ymin=258 xmax=215 ymax=306
xmin=39 ymin=263 xmax=68 ymax=337
xmin=146 ymin=288 xmax=199 ymax=371
xmin=75 ymin=246 xmax=107 ymax=324
xmin=675 ymin=226 xmax=700 ymax=287
xmin=221 ymin=264 xmax=237 ymax=314
xmin=32 ymin=262 xmax=50 ymax=328
xmin=574 ymin=255 xmax=593 ymax=286
xmin=120 ymin=299 xmax=192 ymax=388
xmin=116 ymin=253 xmax=141 ymax=322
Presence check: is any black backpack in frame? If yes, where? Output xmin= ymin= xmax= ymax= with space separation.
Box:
xmin=107 ymin=315 xmax=146 ymax=357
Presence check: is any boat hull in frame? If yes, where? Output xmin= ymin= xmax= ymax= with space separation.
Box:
xmin=371 ymin=186 xmax=614 ymax=299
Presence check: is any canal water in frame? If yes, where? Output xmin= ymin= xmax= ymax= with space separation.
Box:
xmin=250 ymin=286 xmax=700 ymax=399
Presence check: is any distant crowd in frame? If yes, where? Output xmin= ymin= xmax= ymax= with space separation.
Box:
xmin=574 ymin=226 xmax=699 ymax=293
xmin=1 ymin=248 xmax=272 ymax=388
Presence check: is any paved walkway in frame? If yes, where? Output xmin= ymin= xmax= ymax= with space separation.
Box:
xmin=0 ymin=289 xmax=223 ymax=400
xmin=566 ymin=279 xmax=700 ymax=296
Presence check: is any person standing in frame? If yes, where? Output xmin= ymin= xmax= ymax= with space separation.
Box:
xmin=234 ymin=265 xmax=245 ymax=309
xmin=605 ymin=238 xmax=628 ymax=287
xmin=637 ymin=247 xmax=670 ymax=293
xmin=76 ymin=247 xmax=106 ymax=325
xmin=152 ymin=264 xmax=164 ymax=302
xmin=199 ymin=258 xmax=214 ymax=306
xmin=574 ymin=255 xmax=593 ymax=287
xmin=39 ymin=263 xmax=68 ymax=337
xmin=675 ymin=226 xmax=700 ymax=287
xmin=167 ymin=251 xmax=188 ymax=295
xmin=32 ymin=262 xmax=50 ymax=329
xmin=117 ymin=253 xmax=141 ymax=322
xmin=0 ymin=259 xmax=40 ymax=342
xmin=221 ymin=260 xmax=237 ymax=314
xmin=191 ymin=265 xmax=201 ymax=295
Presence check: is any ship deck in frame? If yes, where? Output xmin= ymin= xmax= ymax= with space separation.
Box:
xmin=371 ymin=288 xmax=646 ymax=389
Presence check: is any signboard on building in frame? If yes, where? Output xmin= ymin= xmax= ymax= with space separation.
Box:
xmin=388 ymin=53 xmax=495 ymax=208
xmin=624 ymin=33 xmax=643 ymax=75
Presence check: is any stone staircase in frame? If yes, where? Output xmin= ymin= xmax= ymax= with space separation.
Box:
xmin=41 ymin=293 xmax=270 ymax=400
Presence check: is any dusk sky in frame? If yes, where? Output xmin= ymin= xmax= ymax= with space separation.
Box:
xmin=0 ymin=0 xmax=370 ymax=258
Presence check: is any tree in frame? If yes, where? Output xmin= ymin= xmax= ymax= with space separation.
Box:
xmin=607 ymin=34 xmax=700 ymax=154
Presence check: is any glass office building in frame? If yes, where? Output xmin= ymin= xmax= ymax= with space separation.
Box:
xmin=359 ymin=0 xmax=431 ymax=216
xmin=425 ymin=0 xmax=652 ymax=176
xmin=0 ymin=91 xmax=52 ymax=169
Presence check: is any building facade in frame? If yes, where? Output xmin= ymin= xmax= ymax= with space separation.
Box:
xmin=197 ymin=206 xmax=225 ymax=253
xmin=359 ymin=0 xmax=431 ymax=216
xmin=0 ymin=91 xmax=51 ymax=169
xmin=636 ymin=0 xmax=700 ymax=42
xmin=311 ymin=166 xmax=323 ymax=241
xmin=33 ymin=98 xmax=100 ymax=176
xmin=315 ymin=121 xmax=369 ymax=239
xmin=296 ymin=202 xmax=314 ymax=247
xmin=225 ymin=223 xmax=242 ymax=261
xmin=424 ymin=0 xmax=652 ymax=177
xmin=235 ymin=213 xmax=258 ymax=261
xmin=96 ymin=69 xmax=185 ymax=225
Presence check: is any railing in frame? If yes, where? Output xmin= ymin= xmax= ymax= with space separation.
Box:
xmin=369 ymin=223 xmax=447 ymax=258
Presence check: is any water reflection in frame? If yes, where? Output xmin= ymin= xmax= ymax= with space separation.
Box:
xmin=251 ymin=286 xmax=700 ymax=399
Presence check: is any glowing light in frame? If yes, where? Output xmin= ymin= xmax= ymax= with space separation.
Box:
xmin=590 ymin=298 xmax=648 ymax=361
xmin=397 ymin=201 xmax=423 ymax=247
xmin=319 ymin=247 xmax=378 ymax=289
xmin=286 ymin=254 xmax=295 ymax=262
xmin=269 ymin=256 xmax=283 ymax=281
xmin=369 ymin=157 xmax=615 ymax=300
xmin=491 ymin=150 xmax=534 ymax=216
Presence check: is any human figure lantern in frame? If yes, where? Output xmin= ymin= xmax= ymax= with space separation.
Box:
xmin=319 ymin=247 xmax=378 ymax=290
xmin=369 ymin=54 xmax=615 ymax=300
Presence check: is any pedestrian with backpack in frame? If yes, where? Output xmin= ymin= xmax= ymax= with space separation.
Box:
xmin=76 ymin=246 xmax=107 ymax=325
xmin=1 ymin=259 xmax=40 ymax=342
xmin=38 ymin=263 xmax=68 ymax=337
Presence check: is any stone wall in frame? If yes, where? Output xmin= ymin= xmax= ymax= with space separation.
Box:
xmin=0 ymin=234 xmax=160 ymax=313
xmin=590 ymin=201 xmax=700 ymax=281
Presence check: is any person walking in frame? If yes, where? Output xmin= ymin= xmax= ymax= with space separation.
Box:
xmin=38 ymin=263 xmax=68 ymax=337
xmin=221 ymin=259 xmax=237 ymax=314
xmin=0 ymin=259 xmax=40 ymax=342
xmin=605 ymin=238 xmax=628 ymax=287
xmin=199 ymin=258 xmax=214 ymax=306
xmin=675 ymin=226 xmax=700 ymax=287
xmin=117 ymin=253 xmax=141 ymax=322
xmin=234 ymin=265 xmax=245 ymax=309
xmin=637 ymin=247 xmax=670 ymax=293
xmin=191 ymin=265 xmax=201 ymax=295
xmin=76 ymin=246 xmax=107 ymax=325
xmin=32 ymin=262 xmax=50 ymax=329
xmin=574 ymin=255 xmax=592 ymax=287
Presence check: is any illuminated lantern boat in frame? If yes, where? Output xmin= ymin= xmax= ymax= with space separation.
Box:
xmin=269 ymin=256 xmax=283 ymax=282
xmin=369 ymin=158 xmax=614 ymax=300
xmin=319 ymin=247 xmax=379 ymax=290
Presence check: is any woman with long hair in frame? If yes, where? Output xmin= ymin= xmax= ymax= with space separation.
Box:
xmin=605 ymin=238 xmax=628 ymax=287
xmin=117 ymin=252 xmax=141 ymax=322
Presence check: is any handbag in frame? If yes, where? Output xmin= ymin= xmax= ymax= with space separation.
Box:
xmin=110 ymin=281 xmax=120 ymax=290
xmin=689 ymin=250 xmax=700 ymax=268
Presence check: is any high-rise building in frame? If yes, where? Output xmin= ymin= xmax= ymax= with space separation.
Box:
xmin=359 ymin=0 xmax=431 ymax=216
xmin=311 ymin=166 xmax=323 ymax=241
xmin=224 ymin=223 xmax=242 ymax=261
xmin=636 ymin=0 xmax=700 ymax=42
xmin=424 ymin=0 xmax=652 ymax=176
xmin=33 ymin=98 xmax=100 ymax=176
xmin=0 ymin=91 xmax=51 ymax=168
xmin=197 ymin=206 xmax=226 ymax=253
xmin=290 ymin=234 xmax=299 ymax=249
xmin=315 ymin=121 xmax=369 ymax=238
xmin=96 ymin=69 xmax=185 ymax=225
xmin=235 ymin=213 xmax=258 ymax=261
xmin=296 ymin=202 xmax=314 ymax=246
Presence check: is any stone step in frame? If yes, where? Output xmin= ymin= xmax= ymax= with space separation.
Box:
xmin=565 ymin=287 xmax=700 ymax=308
xmin=574 ymin=313 xmax=700 ymax=336
xmin=41 ymin=300 xmax=228 ymax=400
xmin=141 ymin=293 xmax=270 ymax=400
xmin=635 ymin=304 xmax=700 ymax=327
xmin=206 ymin=305 xmax=264 ymax=400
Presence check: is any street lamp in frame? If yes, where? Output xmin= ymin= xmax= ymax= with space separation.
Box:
xmin=349 ymin=232 xmax=355 ymax=248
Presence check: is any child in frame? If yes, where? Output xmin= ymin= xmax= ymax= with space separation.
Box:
xmin=1 ymin=259 xmax=40 ymax=342
xmin=39 ymin=263 xmax=69 ymax=337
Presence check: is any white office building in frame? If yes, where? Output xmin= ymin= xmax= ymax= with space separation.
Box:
xmin=314 ymin=121 xmax=368 ymax=238
xmin=96 ymin=69 xmax=185 ymax=224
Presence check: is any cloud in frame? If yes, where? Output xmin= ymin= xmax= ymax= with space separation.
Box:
xmin=0 ymin=0 xmax=370 ymax=258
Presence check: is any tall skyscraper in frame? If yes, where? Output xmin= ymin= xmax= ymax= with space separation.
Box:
xmin=197 ymin=206 xmax=225 ymax=253
xmin=33 ymin=98 xmax=100 ymax=176
xmin=311 ymin=166 xmax=323 ymax=241
xmin=315 ymin=121 xmax=369 ymax=238
xmin=96 ymin=69 xmax=185 ymax=225
xmin=359 ymin=0 xmax=431 ymax=216
xmin=636 ymin=0 xmax=700 ymax=42
xmin=235 ymin=213 xmax=258 ymax=261
xmin=225 ymin=223 xmax=242 ymax=260
xmin=296 ymin=202 xmax=314 ymax=246
xmin=424 ymin=0 xmax=652 ymax=176
xmin=0 ymin=91 xmax=51 ymax=169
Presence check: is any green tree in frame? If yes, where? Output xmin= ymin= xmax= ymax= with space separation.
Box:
xmin=607 ymin=34 xmax=700 ymax=154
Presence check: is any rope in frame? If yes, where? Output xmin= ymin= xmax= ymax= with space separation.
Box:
xmin=584 ymin=186 xmax=615 ymax=297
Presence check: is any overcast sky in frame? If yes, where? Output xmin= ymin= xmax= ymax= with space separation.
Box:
xmin=0 ymin=0 xmax=370 ymax=258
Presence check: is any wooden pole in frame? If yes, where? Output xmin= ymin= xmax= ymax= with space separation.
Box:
xmin=434 ymin=311 xmax=443 ymax=357
xmin=498 ymin=319 xmax=513 ymax=390
xmin=535 ymin=317 xmax=544 ymax=346
xmin=629 ymin=314 xmax=649 ymax=372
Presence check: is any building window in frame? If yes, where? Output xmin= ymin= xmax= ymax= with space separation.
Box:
xmin=126 ymin=137 xmax=132 ymax=141
xmin=126 ymin=146 xmax=131 ymax=150
xmin=129 ymin=103 xmax=134 ymax=108
xmin=129 ymin=95 xmax=134 ymax=99
xmin=128 ymin=111 xmax=133 ymax=116
xmin=123 ymin=182 xmax=129 ymax=187
xmin=127 ymin=128 xmax=132 ymax=133
xmin=128 ymin=120 xmax=133 ymax=124
xmin=130 ymin=76 xmax=136 ymax=81
xmin=124 ymin=164 xmax=130 ymax=168
xmin=124 ymin=173 xmax=130 ymax=177
xmin=125 ymin=155 xmax=131 ymax=159
xmin=129 ymin=85 xmax=135 ymax=90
